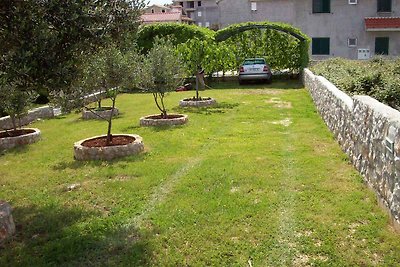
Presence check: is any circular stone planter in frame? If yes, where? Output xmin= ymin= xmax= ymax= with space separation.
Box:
xmin=0 ymin=128 xmax=41 ymax=150
xmin=140 ymin=114 xmax=188 ymax=127
xmin=179 ymin=97 xmax=217 ymax=108
xmin=74 ymin=134 xmax=144 ymax=161
xmin=82 ymin=107 xmax=119 ymax=120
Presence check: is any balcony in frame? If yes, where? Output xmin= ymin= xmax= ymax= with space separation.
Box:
xmin=365 ymin=17 xmax=400 ymax=31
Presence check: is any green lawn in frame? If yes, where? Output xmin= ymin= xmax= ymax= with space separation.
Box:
xmin=1 ymin=80 xmax=400 ymax=266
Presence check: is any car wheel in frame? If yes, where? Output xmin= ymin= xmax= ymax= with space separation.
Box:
xmin=239 ymin=80 xmax=244 ymax=85
xmin=265 ymin=78 xmax=272 ymax=84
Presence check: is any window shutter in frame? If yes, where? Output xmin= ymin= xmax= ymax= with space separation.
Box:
xmin=375 ymin=37 xmax=389 ymax=55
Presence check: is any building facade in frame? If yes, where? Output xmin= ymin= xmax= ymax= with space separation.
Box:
xmin=174 ymin=0 xmax=400 ymax=59
xmin=141 ymin=4 xmax=192 ymax=24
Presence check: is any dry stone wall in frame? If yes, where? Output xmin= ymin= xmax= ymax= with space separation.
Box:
xmin=0 ymin=106 xmax=54 ymax=130
xmin=304 ymin=68 xmax=400 ymax=229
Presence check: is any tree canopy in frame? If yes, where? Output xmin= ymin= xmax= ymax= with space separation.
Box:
xmin=0 ymin=0 xmax=145 ymax=95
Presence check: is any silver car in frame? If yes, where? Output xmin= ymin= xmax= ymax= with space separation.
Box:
xmin=238 ymin=58 xmax=272 ymax=84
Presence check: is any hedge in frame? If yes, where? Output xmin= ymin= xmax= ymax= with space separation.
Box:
xmin=137 ymin=23 xmax=215 ymax=53
xmin=311 ymin=57 xmax=400 ymax=110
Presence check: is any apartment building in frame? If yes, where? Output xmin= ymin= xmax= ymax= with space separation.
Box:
xmin=174 ymin=0 xmax=400 ymax=59
xmin=172 ymin=0 xmax=220 ymax=29
xmin=141 ymin=4 xmax=192 ymax=24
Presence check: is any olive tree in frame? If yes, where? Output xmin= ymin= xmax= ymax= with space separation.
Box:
xmin=0 ymin=74 xmax=37 ymax=131
xmin=0 ymin=0 xmax=145 ymax=111
xmin=141 ymin=38 xmax=184 ymax=119
xmin=78 ymin=46 xmax=142 ymax=145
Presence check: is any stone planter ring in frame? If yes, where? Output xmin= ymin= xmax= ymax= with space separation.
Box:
xmin=74 ymin=134 xmax=144 ymax=161
xmin=179 ymin=98 xmax=217 ymax=108
xmin=140 ymin=114 xmax=188 ymax=127
xmin=0 ymin=128 xmax=41 ymax=150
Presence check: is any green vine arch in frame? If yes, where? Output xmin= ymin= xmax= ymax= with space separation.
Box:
xmin=215 ymin=21 xmax=310 ymax=69
xmin=138 ymin=21 xmax=310 ymax=70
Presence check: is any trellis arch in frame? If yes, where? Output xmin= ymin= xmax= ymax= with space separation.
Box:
xmin=215 ymin=21 xmax=310 ymax=68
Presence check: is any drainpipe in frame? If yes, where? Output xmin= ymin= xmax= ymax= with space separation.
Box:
xmin=216 ymin=0 xmax=224 ymax=29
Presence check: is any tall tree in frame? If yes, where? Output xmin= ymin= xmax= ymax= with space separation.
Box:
xmin=0 ymin=0 xmax=145 ymax=101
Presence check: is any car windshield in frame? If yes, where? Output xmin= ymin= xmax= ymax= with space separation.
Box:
xmin=243 ymin=59 xmax=266 ymax=65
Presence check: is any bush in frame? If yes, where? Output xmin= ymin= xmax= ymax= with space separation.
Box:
xmin=311 ymin=58 xmax=400 ymax=110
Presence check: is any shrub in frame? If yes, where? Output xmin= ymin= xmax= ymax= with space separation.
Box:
xmin=311 ymin=58 xmax=400 ymax=110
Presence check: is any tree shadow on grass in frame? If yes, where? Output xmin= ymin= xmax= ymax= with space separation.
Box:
xmin=0 ymin=145 xmax=30 ymax=157
xmin=0 ymin=204 xmax=151 ymax=266
xmin=52 ymin=152 xmax=149 ymax=171
xmin=172 ymin=102 xmax=240 ymax=115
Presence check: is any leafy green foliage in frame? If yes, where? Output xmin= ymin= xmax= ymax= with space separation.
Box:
xmin=215 ymin=21 xmax=310 ymax=70
xmin=311 ymin=58 xmax=400 ymax=110
xmin=137 ymin=23 xmax=215 ymax=53
xmin=0 ymin=74 xmax=37 ymax=130
xmin=0 ymin=0 xmax=145 ymax=111
xmin=177 ymin=38 xmax=236 ymax=76
xmin=176 ymin=21 xmax=310 ymax=76
xmin=79 ymin=46 xmax=143 ymax=145
xmin=140 ymin=38 xmax=184 ymax=118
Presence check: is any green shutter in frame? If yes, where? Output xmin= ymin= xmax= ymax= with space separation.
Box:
xmin=323 ymin=0 xmax=330 ymax=13
xmin=313 ymin=0 xmax=330 ymax=13
xmin=378 ymin=0 xmax=392 ymax=12
xmin=375 ymin=37 xmax=389 ymax=55
xmin=312 ymin=38 xmax=330 ymax=55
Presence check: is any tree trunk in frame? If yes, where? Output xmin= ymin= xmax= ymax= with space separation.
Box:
xmin=153 ymin=93 xmax=164 ymax=116
xmin=10 ymin=115 xmax=17 ymax=131
xmin=106 ymin=96 xmax=116 ymax=146
xmin=160 ymin=94 xmax=167 ymax=119
xmin=195 ymin=74 xmax=199 ymax=100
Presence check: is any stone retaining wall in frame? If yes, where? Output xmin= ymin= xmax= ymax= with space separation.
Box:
xmin=304 ymin=68 xmax=400 ymax=229
xmin=0 ymin=106 xmax=54 ymax=130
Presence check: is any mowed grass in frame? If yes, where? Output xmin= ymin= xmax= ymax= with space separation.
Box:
xmin=1 ymin=80 xmax=400 ymax=266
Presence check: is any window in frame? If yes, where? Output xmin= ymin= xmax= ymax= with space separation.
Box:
xmin=198 ymin=1 xmax=201 ymax=7
xmin=375 ymin=37 xmax=389 ymax=55
xmin=179 ymin=2 xmax=183 ymax=6
xmin=348 ymin=38 xmax=357 ymax=47
xmin=377 ymin=0 xmax=391 ymax=12
xmin=349 ymin=0 xmax=357 ymax=4
xmin=151 ymin=9 xmax=154 ymax=13
xmin=205 ymin=22 xmax=210 ymax=27
xmin=188 ymin=1 xmax=195 ymax=8
xmin=313 ymin=0 xmax=330 ymax=13
xmin=197 ymin=11 xmax=202 ymax=17
xmin=312 ymin=38 xmax=330 ymax=55
xmin=251 ymin=2 xmax=257 ymax=11
xmin=198 ymin=22 xmax=202 ymax=27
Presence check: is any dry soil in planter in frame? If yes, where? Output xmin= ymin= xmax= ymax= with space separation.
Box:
xmin=0 ymin=128 xmax=41 ymax=150
xmin=74 ymin=134 xmax=144 ymax=161
xmin=139 ymin=114 xmax=188 ymax=126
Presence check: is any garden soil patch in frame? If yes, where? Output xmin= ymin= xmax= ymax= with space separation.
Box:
xmin=82 ymin=135 xmax=135 ymax=147
xmin=146 ymin=114 xmax=184 ymax=120
xmin=0 ymin=129 xmax=35 ymax=138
